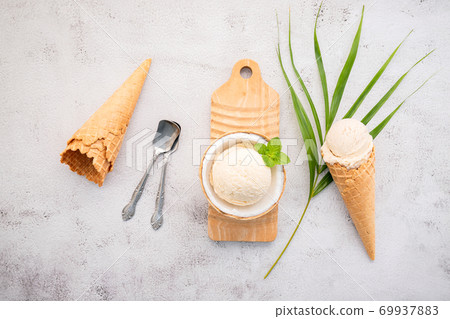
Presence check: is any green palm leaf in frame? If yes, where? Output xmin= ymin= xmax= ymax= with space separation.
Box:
xmin=313 ymin=71 xmax=434 ymax=197
xmin=327 ymin=7 xmax=364 ymax=131
xmin=361 ymin=50 xmax=434 ymax=124
xmin=344 ymin=30 xmax=413 ymax=119
xmin=314 ymin=2 xmax=329 ymax=132
xmin=289 ymin=10 xmax=323 ymax=145
xmin=370 ymin=73 xmax=435 ymax=138
xmin=276 ymin=17 xmax=318 ymax=195
xmin=312 ymin=172 xmax=333 ymax=196
xmin=318 ymin=163 xmax=327 ymax=174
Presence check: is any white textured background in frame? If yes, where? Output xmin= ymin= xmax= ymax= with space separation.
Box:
xmin=1 ymin=0 xmax=449 ymax=300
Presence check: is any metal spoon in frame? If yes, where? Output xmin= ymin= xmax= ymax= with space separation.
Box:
xmin=122 ymin=120 xmax=181 ymax=221
xmin=151 ymin=122 xmax=181 ymax=230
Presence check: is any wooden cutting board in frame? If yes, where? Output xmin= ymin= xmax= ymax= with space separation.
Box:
xmin=208 ymin=59 xmax=280 ymax=242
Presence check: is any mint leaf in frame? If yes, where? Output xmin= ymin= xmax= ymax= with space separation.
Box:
xmin=268 ymin=152 xmax=280 ymax=162
xmin=261 ymin=155 xmax=276 ymax=167
xmin=278 ymin=152 xmax=291 ymax=165
xmin=255 ymin=137 xmax=290 ymax=168
xmin=267 ymin=137 xmax=282 ymax=153
xmin=268 ymin=137 xmax=281 ymax=146
xmin=268 ymin=144 xmax=281 ymax=154
xmin=254 ymin=143 xmax=266 ymax=154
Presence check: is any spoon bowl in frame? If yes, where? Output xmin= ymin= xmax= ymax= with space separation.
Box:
xmin=152 ymin=120 xmax=181 ymax=159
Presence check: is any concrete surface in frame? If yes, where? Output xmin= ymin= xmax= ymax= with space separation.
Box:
xmin=1 ymin=0 xmax=449 ymax=300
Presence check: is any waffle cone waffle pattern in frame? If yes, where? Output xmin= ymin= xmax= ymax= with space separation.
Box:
xmin=326 ymin=148 xmax=376 ymax=260
xmin=60 ymin=59 xmax=151 ymax=186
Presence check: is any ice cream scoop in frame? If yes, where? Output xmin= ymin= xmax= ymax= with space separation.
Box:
xmin=321 ymin=118 xmax=373 ymax=169
xmin=210 ymin=143 xmax=271 ymax=206
xmin=200 ymin=132 xmax=286 ymax=219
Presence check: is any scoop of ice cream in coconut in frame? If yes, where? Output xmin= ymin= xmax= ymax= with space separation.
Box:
xmin=210 ymin=143 xmax=271 ymax=206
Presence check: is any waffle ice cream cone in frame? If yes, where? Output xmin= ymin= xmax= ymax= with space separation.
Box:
xmin=60 ymin=59 xmax=151 ymax=186
xmin=325 ymin=148 xmax=375 ymax=260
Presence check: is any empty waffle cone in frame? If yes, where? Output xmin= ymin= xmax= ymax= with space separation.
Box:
xmin=325 ymin=147 xmax=375 ymax=260
xmin=61 ymin=59 xmax=151 ymax=186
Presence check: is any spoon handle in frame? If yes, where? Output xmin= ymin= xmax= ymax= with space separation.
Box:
xmin=151 ymin=156 xmax=168 ymax=229
xmin=122 ymin=152 xmax=158 ymax=221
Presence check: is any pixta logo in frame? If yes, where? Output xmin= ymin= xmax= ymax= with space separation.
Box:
xmin=125 ymin=128 xmax=157 ymax=172
xmin=127 ymin=130 xmax=315 ymax=171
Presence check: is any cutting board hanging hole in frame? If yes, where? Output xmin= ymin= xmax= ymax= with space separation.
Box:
xmin=240 ymin=66 xmax=253 ymax=79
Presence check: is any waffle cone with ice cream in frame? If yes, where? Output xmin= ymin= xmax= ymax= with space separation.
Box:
xmin=60 ymin=59 xmax=151 ymax=186
xmin=321 ymin=119 xmax=375 ymax=260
